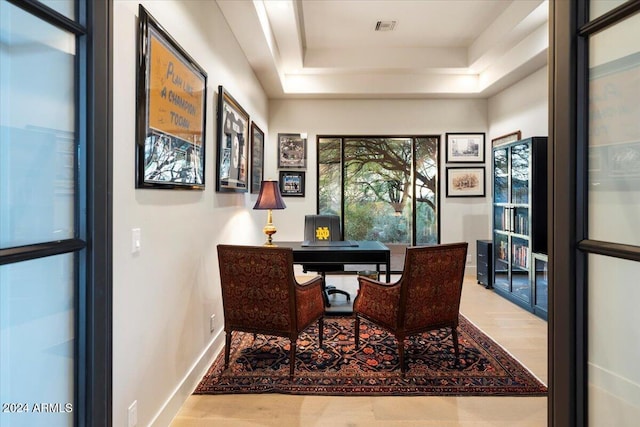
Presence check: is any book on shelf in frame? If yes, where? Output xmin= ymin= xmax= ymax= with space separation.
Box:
xmin=511 ymin=244 xmax=530 ymax=269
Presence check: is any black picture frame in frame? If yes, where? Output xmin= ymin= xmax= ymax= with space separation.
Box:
xmin=250 ymin=122 xmax=265 ymax=194
xmin=279 ymin=171 xmax=305 ymax=197
xmin=277 ymin=133 xmax=307 ymax=169
xmin=216 ymin=85 xmax=250 ymax=192
xmin=445 ymin=167 xmax=486 ymax=197
xmin=135 ymin=5 xmax=207 ymax=189
xmin=445 ymin=132 xmax=486 ymax=163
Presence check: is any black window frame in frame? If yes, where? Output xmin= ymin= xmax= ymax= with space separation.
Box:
xmin=550 ymin=1 xmax=640 ymax=426
xmin=316 ymin=135 xmax=441 ymax=253
xmin=0 ymin=1 xmax=112 ymax=425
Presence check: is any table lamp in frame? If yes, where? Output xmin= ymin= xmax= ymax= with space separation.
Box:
xmin=253 ymin=180 xmax=287 ymax=246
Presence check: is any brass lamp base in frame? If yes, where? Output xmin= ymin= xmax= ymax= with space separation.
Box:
xmin=263 ymin=209 xmax=277 ymax=246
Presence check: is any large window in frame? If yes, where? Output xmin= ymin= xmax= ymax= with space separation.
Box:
xmin=318 ymin=136 xmax=439 ymax=269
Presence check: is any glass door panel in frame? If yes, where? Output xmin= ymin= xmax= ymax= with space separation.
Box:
xmin=494 ymin=205 xmax=508 ymax=232
xmin=588 ymin=255 xmax=640 ymax=425
xmin=513 ymin=206 xmax=529 ymax=236
xmin=0 ymin=2 xmax=76 ymax=249
xmin=587 ymin=13 xmax=640 ymax=248
xmin=511 ymin=236 xmax=531 ymax=303
xmin=0 ymin=3 xmax=81 ymax=425
xmin=511 ymin=143 xmax=530 ymax=204
xmin=493 ymin=148 xmax=509 ymax=203
xmin=586 ymin=13 xmax=640 ymax=426
xmin=37 ymin=0 xmax=75 ymax=19
xmin=493 ymin=232 xmax=509 ymax=292
xmin=534 ymin=255 xmax=548 ymax=312
xmin=0 ymin=254 xmax=75 ymax=426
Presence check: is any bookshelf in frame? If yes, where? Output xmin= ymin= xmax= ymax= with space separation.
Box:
xmin=492 ymin=136 xmax=547 ymax=319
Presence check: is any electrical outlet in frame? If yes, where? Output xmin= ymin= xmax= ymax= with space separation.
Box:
xmin=128 ymin=400 xmax=138 ymax=427
xmin=210 ymin=314 xmax=216 ymax=333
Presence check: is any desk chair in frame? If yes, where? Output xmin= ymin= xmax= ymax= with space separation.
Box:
xmin=302 ymin=214 xmax=352 ymax=307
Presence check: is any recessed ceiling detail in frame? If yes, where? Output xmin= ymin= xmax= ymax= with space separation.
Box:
xmin=375 ymin=20 xmax=397 ymax=31
xmin=216 ymin=0 xmax=549 ymax=99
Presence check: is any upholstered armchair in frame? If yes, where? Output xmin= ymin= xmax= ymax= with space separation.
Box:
xmin=353 ymin=242 xmax=468 ymax=373
xmin=217 ymin=244 xmax=325 ymax=377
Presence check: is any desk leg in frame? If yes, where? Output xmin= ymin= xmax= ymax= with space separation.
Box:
xmin=386 ymin=257 xmax=391 ymax=282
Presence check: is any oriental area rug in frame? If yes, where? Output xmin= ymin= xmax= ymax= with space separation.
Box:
xmin=194 ymin=316 xmax=547 ymax=396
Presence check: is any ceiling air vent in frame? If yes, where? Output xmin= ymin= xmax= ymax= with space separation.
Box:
xmin=375 ymin=20 xmax=396 ymax=31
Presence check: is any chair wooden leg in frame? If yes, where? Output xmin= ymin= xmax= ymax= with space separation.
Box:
xmin=318 ymin=317 xmax=324 ymax=348
xmin=354 ymin=316 xmax=360 ymax=348
xmin=289 ymin=340 xmax=297 ymax=378
xmin=452 ymin=325 xmax=460 ymax=362
xmin=224 ymin=331 xmax=232 ymax=370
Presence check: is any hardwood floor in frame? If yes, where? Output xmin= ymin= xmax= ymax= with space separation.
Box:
xmin=170 ymin=274 xmax=548 ymax=426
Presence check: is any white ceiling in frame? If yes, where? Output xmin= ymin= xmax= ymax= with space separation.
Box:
xmin=216 ymin=0 xmax=549 ymax=99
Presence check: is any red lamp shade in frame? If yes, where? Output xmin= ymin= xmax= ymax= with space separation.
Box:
xmin=253 ymin=180 xmax=287 ymax=210
xmin=253 ymin=180 xmax=286 ymax=246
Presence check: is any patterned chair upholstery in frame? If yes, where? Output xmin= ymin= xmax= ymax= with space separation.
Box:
xmin=353 ymin=242 xmax=468 ymax=373
xmin=217 ymin=244 xmax=325 ymax=377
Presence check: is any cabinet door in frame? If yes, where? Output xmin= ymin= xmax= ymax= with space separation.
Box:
xmin=511 ymin=236 xmax=531 ymax=303
xmin=510 ymin=143 xmax=530 ymax=204
xmin=493 ymin=232 xmax=509 ymax=292
xmin=493 ymin=148 xmax=509 ymax=203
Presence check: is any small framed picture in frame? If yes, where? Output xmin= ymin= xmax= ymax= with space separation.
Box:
xmin=279 ymin=171 xmax=305 ymax=197
xmin=446 ymin=167 xmax=486 ymax=197
xmin=216 ymin=85 xmax=250 ymax=192
xmin=491 ymin=130 xmax=522 ymax=147
xmin=250 ymin=122 xmax=264 ymax=194
xmin=445 ymin=132 xmax=485 ymax=163
xmin=278 ymin=133 xmax=307 ymax=169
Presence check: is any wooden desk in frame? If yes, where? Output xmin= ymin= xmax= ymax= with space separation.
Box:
xmin=277 ymin=240 xmax=391 ymax=282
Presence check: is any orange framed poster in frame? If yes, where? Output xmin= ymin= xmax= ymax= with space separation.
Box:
xmin=136 ymin=5 xmax=207 ymax=189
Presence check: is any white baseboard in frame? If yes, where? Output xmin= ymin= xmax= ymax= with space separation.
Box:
xmin=149 ymin=331 xmax=225 ymax=427
xmin=589 ymin=362 xmax=640 ymax=409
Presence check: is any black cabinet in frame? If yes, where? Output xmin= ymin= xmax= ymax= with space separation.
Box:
xmin=492 ymin=136 xmax=547 ymax=319
xmin=476 ymin=240 xmax=493 ymax=289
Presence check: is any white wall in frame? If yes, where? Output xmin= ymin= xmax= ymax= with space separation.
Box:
xmin=268 ymin=98 xmax=492 ymax=268
xmin=488 ymin=66 xmax=549 ymax=141
xmin=112 ymin=2 xmax=268 ymax=426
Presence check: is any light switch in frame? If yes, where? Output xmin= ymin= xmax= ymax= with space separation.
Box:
xmin=132 ymin=228 xmax=141 ymax=254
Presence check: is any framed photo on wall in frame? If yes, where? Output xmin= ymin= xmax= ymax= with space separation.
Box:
xmin=446 ymin=167 xmax=486 ymax=197
xmin=445 ymin=132 xmax=486 ymax=163
xmin=135 ymin=5 xmax=207 ymax=189
xmin=250 ymin=122 xmax=265 ymax=194
xmin=278 ymin=133 xmax=307 ymax=169
xmin=216 ymin=85 xmax=250 ymax=192
xmin=279 ymin=171 xmax=305 ymax=197
xmin=491 ymin=130 xmax=522 ymax=147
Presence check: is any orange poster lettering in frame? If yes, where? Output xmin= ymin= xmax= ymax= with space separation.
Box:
xmin=148 ymin=34 xmax=204 ymax=145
